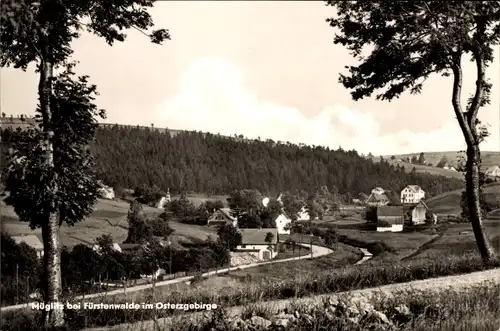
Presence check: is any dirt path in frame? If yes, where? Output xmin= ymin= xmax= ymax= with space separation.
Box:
xmin=401 ymin=234 xmax=441 ymax=260
xmin=87 ymin=268 xmax=500 ymax=331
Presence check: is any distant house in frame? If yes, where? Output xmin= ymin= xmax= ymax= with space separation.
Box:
xmin=406 ymin=200 xmax=431 ymax=225
xmin=235 ymin=228 xmax=278 ymax=261
xmin=485 ymin=166 xmax=500 ymax=178
xmin=12 ymin=235 xmax=44 ymax=259
xmin=371 ymin=187 xmax=385 ymax=195
xmin=376 ymin=206 xmax=404 ymax=232
xmin=207 ymin=208 xmax=237 ymax=227
xmin=273 ymin=212 xmax=292 ymax=235
xmin=366 ymin=190 xmax=390 ymax=207
xmin=97 ymin=182 xmax=115 ymax=200
xmin=400 ymin=185 xmax=426 ymax=204
xmin=92 ymin=242 xmax=123 ymax=254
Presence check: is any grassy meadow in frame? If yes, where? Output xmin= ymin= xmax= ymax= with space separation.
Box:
xmin=426 ymin=182 xmax=500 ymax=215
xmin=0 ymin=196 xmax=221 ymax=248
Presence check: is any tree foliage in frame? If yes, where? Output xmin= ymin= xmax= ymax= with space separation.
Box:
xmin=217 ymin=223 xmax=242 ymax=251
xmin=2 ymin=66 xmax=103 ymax=228
xmin=326 ymin=0 xmax=500 ymax=261
xmin=1 ymin=126 xmax=465 ymax=200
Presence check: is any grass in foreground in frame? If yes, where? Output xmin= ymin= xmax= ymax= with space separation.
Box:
xmin=2 ymin=252 xmax=497 ymax=330
xmin=189 ymin=281 xmax=500 ymax=331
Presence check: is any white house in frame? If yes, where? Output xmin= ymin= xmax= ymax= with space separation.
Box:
xmin=485 ymin=166 xmax=500 ymax=178
xmin=400 ymin=185 xmax=426 ymax=204
xmin=12 ymin=235 xmax=44 ymax=259
xmin=92 ymin=243 xmax=123 ymax=254
xmin=235 ymin=229 xmax=278 ymax=261
xmin=97 ymin=183 xmax=115 ymax=200
xmin=155 ymin=188 xmax=172 ymax=209
xmin=273 ymin=213 xmax=292 ymax=235
xmin=371 ymin=187 xmax=385 ymax=195
xmin=207 ymin=208 xmax=238 ymax=227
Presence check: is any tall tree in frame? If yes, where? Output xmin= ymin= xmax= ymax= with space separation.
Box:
xmin=418 ymin=153 xmax=426 ymax=165
xmin=0 ymin=1 xmax=169 ymax=326
xmin=326 ymin=0 xmax=499 ymax=261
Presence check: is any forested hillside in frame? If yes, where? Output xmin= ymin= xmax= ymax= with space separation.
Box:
xmin=1 ymin=124 xmax=463 ymax=198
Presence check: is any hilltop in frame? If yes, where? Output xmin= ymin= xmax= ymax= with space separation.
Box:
xmin=1 ymin=117 xmax=464 ymax=198
xmin=426 ymin=182 xmax=500 ymax=215
xmin=380 ymin=151 xmax=500 ymax=169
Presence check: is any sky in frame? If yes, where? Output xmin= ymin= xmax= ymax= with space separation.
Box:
xmin=1 ymin=1 xmax=499 ymax=155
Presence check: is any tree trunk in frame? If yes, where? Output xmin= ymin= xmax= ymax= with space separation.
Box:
xmin=38 ymin=55 xmax=65 ymax=327
xmin=466 ymin=145 xmax=497 ymax=262
xmin=451 ymin=54 xmax=497 ymax=263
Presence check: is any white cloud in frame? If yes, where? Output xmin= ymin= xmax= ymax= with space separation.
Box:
xmin=154 ymin=57 xmax=499 ymax=155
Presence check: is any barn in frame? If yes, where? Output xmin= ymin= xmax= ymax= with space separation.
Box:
xmin=377 ymin=206 xmax=404 ymax=232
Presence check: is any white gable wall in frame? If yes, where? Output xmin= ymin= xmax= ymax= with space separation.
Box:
xmin=275 ymin=214 xmax=291 ymax=234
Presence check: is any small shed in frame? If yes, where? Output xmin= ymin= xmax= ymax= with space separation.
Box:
xmin=376 ymin=206 xmax=404 ymax=232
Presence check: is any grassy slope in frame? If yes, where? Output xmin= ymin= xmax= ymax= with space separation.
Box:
xmin=0 ymin=197 xmax=217 ymax=248
xmin=383 ymin=151 xmax=500 ymax=168
xmin=370 ymin=151 xmax=499 ymax=180
xmin=406 ymin=222 xmax=500 ymax=261
xmin=426 ymin=182 xmax=500 ymax=215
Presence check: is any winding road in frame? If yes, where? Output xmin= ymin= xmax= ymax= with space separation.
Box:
xmin=1 ymin=243 xmax=338 ymax=313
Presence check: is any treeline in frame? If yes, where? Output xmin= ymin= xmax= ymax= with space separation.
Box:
xmin=0 ymin=125 xmax=464 ymax=197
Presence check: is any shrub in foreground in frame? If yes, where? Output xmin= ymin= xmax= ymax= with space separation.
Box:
xmin=185 ymin=282 xmax=500 ymax=331
xmin=2 ymin=252 xmax=497 ymax=330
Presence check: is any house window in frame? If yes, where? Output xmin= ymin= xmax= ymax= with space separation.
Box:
xmin=240 ymin=245 xmax=246 ymax=248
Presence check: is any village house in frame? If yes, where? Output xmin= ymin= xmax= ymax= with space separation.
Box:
xmin=12 ymin=235 xmax=44 ymax=259
xmin=235 ymin=228 xmax=278 ymax=261
xmin=97 ymin=182 xmax=115 ymax=200
xmin=207 ymin=208 xmax=238 ymax=227
xmin=263 ymin=194 xmax=294 ymax=233
xmin=371 ymin=187 xmax=385 ymax=195
xmin=273 ymin=212 xmax=292 ymax=235
xmin=376 ymin=206 xmax=404 ymax=232
xmin=365 ymin=187 xmax=398 ymax=207
xmin=405 ymin=200 xmax=432 ymax=225
xmin=400 ymin=185 xmax=426 ymax=204
xmin=485 ymin=165 xmax=500 ymax=179
xmin=155 ymin=189 xmax=171 ymax=209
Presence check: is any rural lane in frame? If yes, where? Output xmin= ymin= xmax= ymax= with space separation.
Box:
xmin=0 ymin=243 xmax=335 ymax=313
xmin=87 ymin=268 xmax=500 ymax=331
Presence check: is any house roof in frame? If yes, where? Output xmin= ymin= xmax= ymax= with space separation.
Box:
xmin=239 ymin=228 xmax=278 ymax=245
xmin=12 ymin=235 xmax=44 ymax=251
xmin=272 ymin=212 xmax=292 ymax=222
xmin=377 ymin=206 xmax=404 ymax=217
xmin=367 ymin=192 xmax=389 ymax=202
xmin=405 ymin=185 xmax=423 ymax=193
xmin=217 ymin=208 xmax=237 ymax=221
xmin=486 ymin=166 xmax=500 ymax=173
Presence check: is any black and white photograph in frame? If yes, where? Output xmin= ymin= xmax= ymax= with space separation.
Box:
xmin=1 ymin=1 xmax=499 ymax=331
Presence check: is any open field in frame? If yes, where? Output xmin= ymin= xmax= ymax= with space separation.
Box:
xmin=426 ymin=182 xmax=500 ymax=215
xmin=405 ymin=222 xmax=500 ymax=261
xmin=371 ymin=157 xmax=465 ymax=179
xmin=0 ymin=198 xmax=217 ymax=248
xmin=170 ymin=194 xmax=228 ymax=207
xmin=381 ymin=151 xmax=500 ymax=169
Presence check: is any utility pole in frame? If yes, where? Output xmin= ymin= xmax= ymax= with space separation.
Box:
xmin=15 ymin=264 xmax=19 ymax=304
xmin=169 ymin=240 xmax=172 ymax=275
xmin=310 ymin=235 xmax=313 ymax=259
